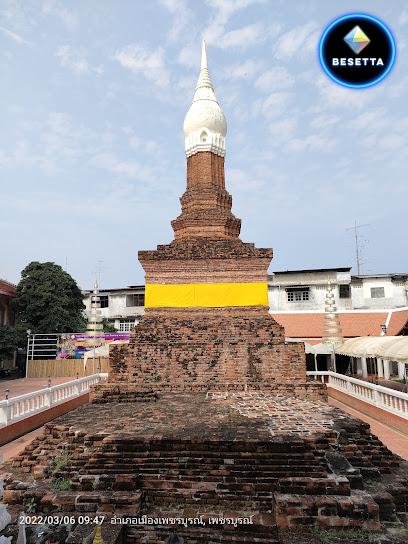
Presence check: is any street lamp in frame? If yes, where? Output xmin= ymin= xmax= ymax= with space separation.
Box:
xmin=25 ymin=329 xmax=32 ymax=378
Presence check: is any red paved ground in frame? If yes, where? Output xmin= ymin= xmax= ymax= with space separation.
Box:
xmin=0 ymin=426 xmax=45 ymax=463
xmin=0 ymin=377 xmax=71 ymax=399
xmin=329 ymin=397 xmax=408 ymax=461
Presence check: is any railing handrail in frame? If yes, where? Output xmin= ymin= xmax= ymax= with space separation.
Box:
xmin=307 ymin=371 xmax=408 ymax=419
xmin=0 ymin=374 xmax=108 ymax=405
xmin=0 ymin=373 xmax=108 ymax=427
xmin=307 ymin=371 xmax=408 ymax=401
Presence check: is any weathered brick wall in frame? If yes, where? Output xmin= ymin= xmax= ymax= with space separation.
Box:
xmin=139 ymin=239 xmax=273 ymax=284
xmin=172 ymin=152 xmax=241 ymax=239
xmin=108 ymin=312 xmax=310 ymax=392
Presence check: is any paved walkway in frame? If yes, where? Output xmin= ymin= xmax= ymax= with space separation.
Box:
xmin=0 ymin=427 xmax=45 ymax=463
xmin=0 ymin=377 xmax=71 ymax=399
xmin=329 ymin=397 xmax=408 ymax=461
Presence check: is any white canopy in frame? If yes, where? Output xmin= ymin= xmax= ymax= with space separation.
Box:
xmin=83 ymin=340 xmax=128 ymax=364
xmin=335 ymin=336 xmax=408 ymax=363
xmin=304 ymin=342 xmax=333 ymax=355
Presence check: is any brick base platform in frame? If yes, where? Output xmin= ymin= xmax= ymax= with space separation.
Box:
xmin=105 ymin=311 xmax=326 ymax=402
xmin=1 ymin=393 xmax=407 ymax=542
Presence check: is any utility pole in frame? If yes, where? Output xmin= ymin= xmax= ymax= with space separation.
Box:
xmin=346 ymin=221 xmax=369 ymax=275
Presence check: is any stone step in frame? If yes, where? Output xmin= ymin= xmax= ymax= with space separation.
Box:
xmin=277 ymin=476 xmax=351 ymax=496
xmin=275 ymin=492 xmax=380 ymax=529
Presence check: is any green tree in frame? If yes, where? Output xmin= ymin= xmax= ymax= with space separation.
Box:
xmin=101 ymin=318 xmax=116 ymax=333
xmin=15 ymin=262 xmax=86 ymax=333
xmin=0 ymin=325 xmax=18 ymax=363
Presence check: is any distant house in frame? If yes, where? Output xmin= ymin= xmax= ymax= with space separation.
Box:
xmin=268 ymin=268 xmax=408 ymax=343
xmin=0 ymin=278 xmax=16 ymax=326
xmin=82 ymin=285 xmax=145 ymax=332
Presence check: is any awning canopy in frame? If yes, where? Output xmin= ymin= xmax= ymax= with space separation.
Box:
xmin=83 ymin=340 xmax=128 ymax=363
xmin=335 ymin=336 xmax=408 ymax=363
xmin=304 ymin=342 xmax=333 ymax=355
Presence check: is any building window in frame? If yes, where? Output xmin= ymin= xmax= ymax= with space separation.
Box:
xmin=286 ymin=288 xmax=310 ymax=302
xmin=119 ymin=320 xmax=137 ymax=332
xmin=126 ymin=293 xmax=145 ymax=307
xmin=99 ymin=295 xmax=109 ymax=308
xmin=371 ymin=287 xmax=385 ymax=299
xmin=339 ymin=284 xmax=351 ymax=298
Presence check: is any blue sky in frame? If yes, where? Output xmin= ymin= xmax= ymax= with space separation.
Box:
xmin=1 ymin=0 xmax=407 ymax=289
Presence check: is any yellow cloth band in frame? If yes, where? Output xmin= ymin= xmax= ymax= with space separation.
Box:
xmin=145 ymin=282 xmax=268 ymax=308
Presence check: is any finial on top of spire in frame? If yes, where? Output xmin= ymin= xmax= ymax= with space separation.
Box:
xmin=195 ymin=39 xmax=213 ymax=91
xmin=201 ymin=39 xmax=208 ymax=70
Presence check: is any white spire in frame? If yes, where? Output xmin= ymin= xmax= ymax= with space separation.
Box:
xmin=183 ymin=40 xmax=227 ymax=158
xmin=322 ymin=280 xmax=343 ymax=346
xmin=195 ymin=40 xmax=213 ymax=91
xmin=87 ymin=278 xmax=103 ymax=339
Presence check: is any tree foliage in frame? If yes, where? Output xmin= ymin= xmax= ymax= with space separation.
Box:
xmin=15 ymin=262 xmax=86 ymax=333
xmin=0 ymin=325 xmax=19 ymax=362
xmin=101 ymin=318 xmax=116 ymax=333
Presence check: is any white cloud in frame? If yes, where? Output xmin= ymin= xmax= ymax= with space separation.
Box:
xmin=274 ymin=22 xmax=317 ymax=60
xmin=255 ymin=91 xmax=293 ymax=120
xmin=399 ymin=9 xmax=408 ymax=25
xmin=114 ymin=45 xmax=169 ymax=88
xmin=255 ymin=66 xmax=294 ymax=91
xmin=0 ymin=25 xmax=29 ymax=45
xmin=228 ymin=167 xmax=263 ymax=191
xmin=177 ymin=44 xmax=198 ymax=67
xmin=42 ymin=0 xmax=78 ymax=29
xmin=89 ymin=152 xmax=143 ymax=179
xmin=160 ymin=0 xmax=191 ymax=41
xmin=286 ymin=134 xmax=336 ymax=153
xmin=204 ymin=0 xmax=266 ymax=48
xmin=349 ymin=108 xmax=387 ymax=131
xmin=268 ymin=118 xmax=297 ymax=139
xmin=126 ymin=131 xmax=160 ymax=154
xmin=56 ymin=45 xmax=91 ymax=75
xmin=388 ymin=75 xmax=408 ymax=98
xmin=218 ymin=23 xmax=264 ymax=49
xmin=310 ymin=114 xmax=340 ymax=130
xmin=317 ymin=75 xmax=376 ymax=110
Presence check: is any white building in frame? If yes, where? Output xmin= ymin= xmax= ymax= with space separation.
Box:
xmin=268 ymin=268 xmax=408 ymax=311
xmin=83 ymin=285 xmax=145 ymax=332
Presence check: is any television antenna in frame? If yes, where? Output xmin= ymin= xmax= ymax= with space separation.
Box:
xmin=346 ymin=220 xmax=370 ymax=275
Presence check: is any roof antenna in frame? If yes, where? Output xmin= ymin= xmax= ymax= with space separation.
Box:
xmin=346 ymin=220 xmax=370 ymax=275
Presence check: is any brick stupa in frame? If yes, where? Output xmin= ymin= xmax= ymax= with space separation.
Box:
xmin=1 ymin=42 xmax=407 ymax=544
xmin=95 ymin=41 xmax=324 ymax=401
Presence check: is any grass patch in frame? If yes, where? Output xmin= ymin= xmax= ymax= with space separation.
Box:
xmin=51 ymin=478 xmax=71 ymax=492
xmin=50 ymin=452 xmax=70 ymax=476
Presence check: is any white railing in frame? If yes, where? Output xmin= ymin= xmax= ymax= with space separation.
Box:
xmin=0 ymin=373 xmax=108 ymax=428
xmin=308 ymin=371 xmax=408 ymax=420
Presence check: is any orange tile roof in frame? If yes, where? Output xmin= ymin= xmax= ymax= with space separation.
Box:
xmin=387 ymin=310 xmax=408 ymax=336
xmin=0 ymin=279 xmax=16 ymax=297
xmin=272 ymin=312 xmax=390 ymax=339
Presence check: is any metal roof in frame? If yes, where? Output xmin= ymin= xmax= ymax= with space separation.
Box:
xmin=270 ymin=267 xmax=352 ymax=275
